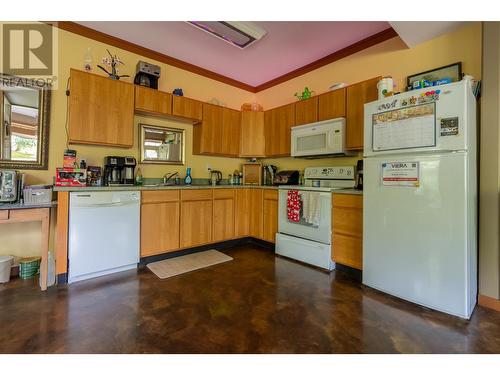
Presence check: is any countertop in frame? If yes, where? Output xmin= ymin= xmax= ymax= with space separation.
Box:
xmin=53 ymin=184 xmax=280 ymax=192
xmin=331 ymin=189 xmax=363 ymax=195
xmin=0 ymin=201 xmax=58 ymax=210
xmin=53 ymin=184 xmax=363 ymax=194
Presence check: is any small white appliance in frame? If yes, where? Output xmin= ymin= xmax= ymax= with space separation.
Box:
xmin=363 ymin=80 xmax=477 ymax=319
xmin=291 ymin=118 xmax=351 ymax=158
xmin=276 ymin=166 xmax=356 ymax=270
xmin=68 ymin=191 xmax=141 ymax=284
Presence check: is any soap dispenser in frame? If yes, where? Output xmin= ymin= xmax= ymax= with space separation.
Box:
xmin=184 ymin=167 xmax=192 ymax=185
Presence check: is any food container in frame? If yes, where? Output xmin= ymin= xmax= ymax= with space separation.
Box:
xmin=23 ymin=185 xmax=53 ymax=205
xmin=55 ymin=168 xmax=87 ymax=187
xmin=377 ymin=77 xmax=394 ymax=99
xmin=0 ymin=255 xmax=14 ymax=283
xmin=63 ymin=149 xmax=77 ymax=168
xmin=19 ymin=256 xmax=41 ymax=279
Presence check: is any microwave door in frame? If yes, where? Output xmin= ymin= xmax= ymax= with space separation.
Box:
xmin=294 ymin=131 xmax=329 ymax=156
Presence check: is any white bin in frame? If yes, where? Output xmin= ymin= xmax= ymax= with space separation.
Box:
xmin=0 ymin=255 xmax=14 ymax=283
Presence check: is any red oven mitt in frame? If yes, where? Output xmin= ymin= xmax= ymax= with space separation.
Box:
xmin=287 ymin=190 xmax=301 ymax=223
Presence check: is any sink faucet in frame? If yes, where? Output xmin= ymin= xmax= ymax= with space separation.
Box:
xmin=163 ymin=171 xmax=179 ymax=184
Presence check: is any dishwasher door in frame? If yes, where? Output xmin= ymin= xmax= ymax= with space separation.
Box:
xmin=68 ymin=191 xmax=141 ymax=284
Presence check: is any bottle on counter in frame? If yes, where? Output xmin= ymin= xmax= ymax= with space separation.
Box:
xmin=135 ymin=167 xmax=143 ymax=185
xmin=228 ymin=174 xmax=233 ymax=185
xmin=239 ymin=172 xmax=243 ymax=185
xmin=184 ymin=167 xmax=192 ymax=185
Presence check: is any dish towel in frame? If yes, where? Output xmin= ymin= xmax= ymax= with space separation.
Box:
xmin=287 ymin=190 xmax=301 ymax=223
xmin=301 ymin=191 xmax=321 ymax=226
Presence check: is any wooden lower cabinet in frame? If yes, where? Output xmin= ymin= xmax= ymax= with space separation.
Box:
xmin=249 ymin=189 xmax=263 ymax=239
xmin=140 ymin=191 xmax=180 ymax=257
xmin=235 ymin=188 xmax=263 ymax=238
xmin=180 ymin=190 xmax=213 ymax=248
xmin=213 ymin=189 xmax=235 ymax=241
xmin=262 ymin=190 xmax=278 ymax=243
xmin=139 ymin=188 xmax=277 ymax=258
xmin=332 ymin=193 xmax=363 ymax=269
xmin=235 ymin=189 xmax=251 ymax=237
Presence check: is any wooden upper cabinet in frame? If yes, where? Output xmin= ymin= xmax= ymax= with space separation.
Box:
xmin=172 ymin=95 xmax=203 ymax=122
xmin=346 ymin=77 xmax=379 ymax=150
xmin=332 ymin=193 xmax=363 ymax=270
xmin=264 ymin=103 xmax=295 ymax=157
xmin=239 ymin=111 xmax=265 ymax=157
xmin=194 ymin=104 xmax=242 ymax=156
xmin=194 ymin=103 xmax=223 ymax=155
xmin=318 ymin=88 xmax=346 ymax=121
xmin=221 ymin=108 xmax=241 ymax=157
xmin=294 ymin=96 xmax=318 ymax=126
xmin=68 ymin=69 xmax=134 ymax=147
xmin=134 ymin=86 xmax=172 ymax=116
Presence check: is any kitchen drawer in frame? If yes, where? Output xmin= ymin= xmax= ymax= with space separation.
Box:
xmin=263 ymin=190 xmax=278 ymax=200
xmin=142 ymin=190 xmax=180 ymax=203
xmin=0 ymin=210 xmax=9 ymax=220
xmin=213 ymin=189 xmax=235 ymax=199
xmin=181 ymin=189 xmax=213 ymax=201
xmin=333 ymin=207 xmax=363 ymax=236
xmin=332 ymin=193 xmax=363 ymax=209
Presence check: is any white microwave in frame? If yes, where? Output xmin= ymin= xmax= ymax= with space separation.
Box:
xmin=291 ymin=118 xmax=351 ymax=158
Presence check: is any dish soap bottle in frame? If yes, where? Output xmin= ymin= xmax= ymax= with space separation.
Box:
xmin=135 ymin=167 xmax=143 ymax=185
xmin=184 ymin=167 xmax=192 ymax=185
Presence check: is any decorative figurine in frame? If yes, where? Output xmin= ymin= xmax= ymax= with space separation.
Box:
xmin=172 ymin=88 xmax=184 ymax=96
xmin=294 ymin=87 xmax=314 ymax=100
xmin=97 ymin=49 xmax=130 ymax=80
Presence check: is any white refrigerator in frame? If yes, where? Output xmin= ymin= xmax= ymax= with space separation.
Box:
xmin=362 ymin=80 xmax=477 ymax=319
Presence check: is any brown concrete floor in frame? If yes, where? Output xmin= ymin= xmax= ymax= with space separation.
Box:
xmin=1 ymin=245 xmax=499 ymax=354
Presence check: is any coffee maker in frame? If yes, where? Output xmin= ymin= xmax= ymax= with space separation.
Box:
xmin=262 ymin=165 xmax=277 ymax=186
xmin=103 ymin=156 xmax=136 ymax=186
xmin=123 ymin=157 xmax=136 ymax=185
xmin=104 ymin=156 xmax=124 ymax=186
xmin=133 ymin=61 xmax=160 ymax=89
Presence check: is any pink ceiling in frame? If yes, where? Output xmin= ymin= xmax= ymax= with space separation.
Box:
xmin=77 ymin=21 xmax=391 ymax=87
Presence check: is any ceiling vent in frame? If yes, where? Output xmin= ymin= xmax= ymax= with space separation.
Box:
xmin=187 ymin=21 xmax=267 ymax=49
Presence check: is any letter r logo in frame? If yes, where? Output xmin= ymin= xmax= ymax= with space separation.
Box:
xmin=2 ymin=23 xmax=53 ymax=75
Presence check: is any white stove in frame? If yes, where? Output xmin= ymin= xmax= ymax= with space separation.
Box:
xmin=276 ymin=166 xmax=356 ymax=270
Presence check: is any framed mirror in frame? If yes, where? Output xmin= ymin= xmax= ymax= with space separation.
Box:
xmin=139 ymin=124 xmax=185 ymax=165
xmin=0 ymin=74 xmax=51 ymax=170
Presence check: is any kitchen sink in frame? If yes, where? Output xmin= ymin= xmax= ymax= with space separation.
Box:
xmin=142 ymin=183 xmax=177 ymax=187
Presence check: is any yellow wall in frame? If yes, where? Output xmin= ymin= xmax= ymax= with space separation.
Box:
xmin=259 ymin=22 xmax=482 ymax=172
xmin=0 ymin=22 xmax=483 ymax=260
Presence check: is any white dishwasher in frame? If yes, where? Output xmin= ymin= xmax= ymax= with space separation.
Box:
xmin=68 ymin=191 xmax=140 ymax=284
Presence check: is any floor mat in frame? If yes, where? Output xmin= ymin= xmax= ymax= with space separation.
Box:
xmin=146 ymin=250 xmax=233 ymax=279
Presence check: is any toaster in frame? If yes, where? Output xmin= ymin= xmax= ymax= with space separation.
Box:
xmin=273 ymin=170 xmax=300 ymax=186
xmin=0 ymin=170 xmax=19 ymax=203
